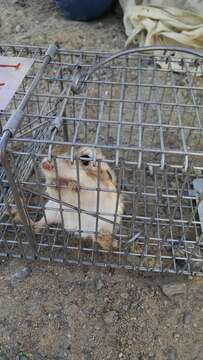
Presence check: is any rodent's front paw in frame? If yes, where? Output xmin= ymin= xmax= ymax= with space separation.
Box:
xmin=67 ymin=180 xmax=78 ymax=192
xmin=30 ymin=220 xmax=41 ymax=234
xmin=41 ymin=159 xmax=54 ymax=171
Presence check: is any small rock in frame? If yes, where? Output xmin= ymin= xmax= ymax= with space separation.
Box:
xmin=15 ymin=24 xmax=22 ymax=33
xmin=161 ymin=283 xmax=186 ymax=297
xmin=103 ymin=311 xmax=118 ymax=324
xmin=122 ymin=304 xmax=129 ymax=312
xmin=183 ymin=311 xmax=192 ymax=325
xmin=9 ymin=266 xmax=32 ymax=284
xmin=96 ymin=279 xmax=104 ymax=290
xmin=95 ymin=321 xmax=102 ymax=330
xmin=97 ymin=22 xmax=103 ymax=29
xmin=16 ymin=355 xmax=29 ymax=360
xmin=173 ymin=333 xmax=180 ymax=341
xmin=121 ymin=292 xmax=128 ymax=299
xmin=165 ymin=348 xmax=177 ymax=360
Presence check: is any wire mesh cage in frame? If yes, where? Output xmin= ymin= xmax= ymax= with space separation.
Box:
xmin=1 ymin=44 xmax=203 ymax=275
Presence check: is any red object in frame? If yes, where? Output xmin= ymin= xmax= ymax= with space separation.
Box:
xmin=0 ymin=63 xmax=21 ymax=70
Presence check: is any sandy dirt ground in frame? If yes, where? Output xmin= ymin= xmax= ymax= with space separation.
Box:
xmin=0 ymin=1 xmax=203 ymax=359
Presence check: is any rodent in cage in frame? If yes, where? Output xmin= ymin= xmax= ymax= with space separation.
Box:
xmin=1 ymin=44 xmax=203 ymax=275
xmin=30 ymin=144 xmax=124 ymax=250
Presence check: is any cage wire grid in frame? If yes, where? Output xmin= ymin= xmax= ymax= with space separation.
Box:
xmin=1 ymin=44 xmax=203 ymax=275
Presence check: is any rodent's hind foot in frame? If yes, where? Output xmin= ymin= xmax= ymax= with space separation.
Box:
xmin=67 ymin=180 xmax=78 ymax=192
xmin=30 ymin=219 xmax=43 ymax=234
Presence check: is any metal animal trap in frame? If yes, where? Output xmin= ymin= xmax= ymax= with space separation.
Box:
xmin=1 ymin=44 xmax=203 ymax=275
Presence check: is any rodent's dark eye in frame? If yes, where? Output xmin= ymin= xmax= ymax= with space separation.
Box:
xmin=81 ymin=154 xmax=90 ymax=166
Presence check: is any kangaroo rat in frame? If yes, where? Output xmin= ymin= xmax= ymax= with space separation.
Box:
xmin=32 ymin=145 xmax=124 ymax=250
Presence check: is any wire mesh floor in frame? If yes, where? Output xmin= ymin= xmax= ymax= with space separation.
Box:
xmin=1 ymin=44 xmax=203 ymax=275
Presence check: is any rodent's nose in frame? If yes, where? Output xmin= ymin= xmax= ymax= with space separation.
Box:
xmin=41 ymin=159 xmax=54 ymax=171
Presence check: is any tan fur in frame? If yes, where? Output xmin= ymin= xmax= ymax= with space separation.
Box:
xmin=52 ymin=144 xmax=69 ymax=157
xmin=95 ymin=232 xmax=113 ymax=250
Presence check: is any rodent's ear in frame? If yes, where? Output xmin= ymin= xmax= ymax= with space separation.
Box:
xmin=100 ymin=162 xmax=116 ymax=185
xmin=79 ymin=147 xmax=94 ymax=159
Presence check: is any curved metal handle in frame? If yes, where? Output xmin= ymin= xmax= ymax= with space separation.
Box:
xmin=71 ymin=45 xmax=203 ymax=93
xmin=71 ymin=45 xmax=203 ymax=171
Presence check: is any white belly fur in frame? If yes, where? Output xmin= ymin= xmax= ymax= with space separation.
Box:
xmin=45 ymin=189 xmax=122 ymax=237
